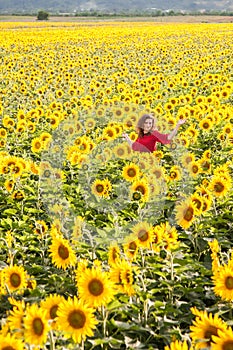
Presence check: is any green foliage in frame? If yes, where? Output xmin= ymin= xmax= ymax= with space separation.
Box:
xmin=37 ymin=10 xmax=49 ymax=20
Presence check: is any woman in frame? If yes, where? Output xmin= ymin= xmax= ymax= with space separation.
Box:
xmin=122 ymin=114 xmax=186 ymax=153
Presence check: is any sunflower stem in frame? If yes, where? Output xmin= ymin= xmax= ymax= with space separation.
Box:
xmin=143 ymin=298 xmax=148 ymax=327
xmin=140 ymin=248 xmax=145 ymax=268
xmin=170 ymin=251 xmax=174 ymax=282
xmin=101 ymin=305 xmax=108 ymax=338
xmin=229 ymin=303 xmax=233 ymax=319
xmin=137 ymin=272 xmax=146 ymax=293
xmin=212 ymin=197 xmax=218 ymax=216
xmin=168 ymin=250 xmax=174 ymax=303
xmin=49 ymin=329 xmax=55 ymax=350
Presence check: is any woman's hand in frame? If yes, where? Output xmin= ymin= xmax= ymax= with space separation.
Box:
xmin=177 ymin=119 xmax=187 ymax=126
xmin=122 ymin=133 xmax=133 ymax=146
xmin=122 ymin=132 xmax=130 ymax=141
xmin=168 ymin=119 xmax=187 ymax=140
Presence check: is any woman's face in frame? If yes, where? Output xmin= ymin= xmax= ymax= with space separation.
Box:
xmin=143 ymin=118 xmax=153 ymax=133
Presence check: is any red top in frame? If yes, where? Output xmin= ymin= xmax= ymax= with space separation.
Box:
xmin=132 ymin=130 xmax=171 ymax=153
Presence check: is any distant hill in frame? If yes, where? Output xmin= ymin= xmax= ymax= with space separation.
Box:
xmin=0 ymin=0 xmax=233 ymax=14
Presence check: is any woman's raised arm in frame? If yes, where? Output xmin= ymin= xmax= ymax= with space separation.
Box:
xmin=167 ymin=119 xmax=187 ymax=141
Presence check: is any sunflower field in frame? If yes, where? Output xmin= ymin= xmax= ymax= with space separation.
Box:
xmin=0 ymin=20 xmax=233 ymax=350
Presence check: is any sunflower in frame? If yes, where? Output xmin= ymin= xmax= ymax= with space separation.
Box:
xmin=199 ymin=158 xmax=211 ymax=173
xmin=4 ymin=179 xmax=15 ymax=192
xmin=75 ymin=120 xmax=83 ymax=134
xmin=178 ymin=135 xmax=190 ymax=148
xmin=208 ymin=176 xmax=231 ymax=198
xmin=18 ymin=158 xmax=28 ymax=173
xmin=40 ymin=294 xmax=65 ymax=329
xmin=29 ymin=160 xmax=39 ymax=175
xmin=8 ymin=159 xmax=24 ymax=178
xmin=0 ymin=139 xmax=6 ymax=148
xmin=102 ymin=178 xmax=112 ymax=193
xmin=122 ymin=163 xmax=140 ymax=182
xmin=7 ymin=298 xmax=25 ymax=338
xmin=151 ymin=164 xmax=166 ymax=181
xmin=211 ymin=328 xmax=233 ymax=350
xmin=2 ymin=156 xmax=16 ymax=172
xmin=223 ymin=123 xmax=232 ymax=135
xmin=113 ymin=144 xmax=128 ymax=159
xmin=62 ymin=123 xmax=76 ymax=137
xmin=190 ymin=307 xmax=228 ymax=349
xmin=217 ymin=132 xmax=227 ymax=142
xmin=164 ymin=340 xmax=192 ymax=350
xmin=221 ymin=88 xmax=231 ymax=99
xmin=152 ymin=225 xmax=163 ymax=252
xmin=5 ymin=230 xmax=13 ymax=248
xmin=131 ymin=190 xmax=143 ymax=202
xmin=109 ymin=259 xmax=136 ymax=296
xmin=181 ymin=152 xmax=195 ymax=168
xmin=209 ymin=239 xmax=221 ymax=272
xmin=0 ymin=333 xmax=25 ymax=350
xmin=96 ymin=106 xmax=106 ymax=118
xmin=132 ymin=221 xmax=154 ymax=249
xmin=123 ymin=117 xmax=134 ymax=130
xmin=213 ymin=163 xmax=231 ymax=178
xmin=34 ymin=220 xmax=48 ymax=236
xmin=123 ymin=236 xmax=139 ymax=260
xmin=137 ymin=158 xmax=148 ymax=171
xmin=49 ymin=235 xmax=77 ymax=270
xmin=17 ymin=109 xmax=26 ymax=121
xmin=71 ymin=216 xmax=84 ymax=242
xmin=201 ymin=196 xmax=212 ymax=213
xmin=190 ymin=193 xmax=204 ymax=216
xmin=164 ymin=101 xmax=174 ymax=112
xmin=3 ymin=116 xmax=15 ymax=129
xmin=212 ymin=263 xmax=233 ymax=302
xmin=56 ymin=296 xmax=98 ymax=343
xmin=160 ymin=222 xmax=179 ymax=250
xmin=91 ymin=178 xmax=112 ymax=198
xmin=40 ymin=131 xmax=52 ymax=147
xmin=69 ymin=152 xmax=81 ymax=166
xmin=186 ymin=125 xmax=199 ymax=140
xmin=26 ymin=276 xmax=37 ymax=290
xmin=102 ymin=126 xmax=117 ymax=141
xmin=147 ymin=175 xmax=163 ymax=196
xmin=26 ymin=121 xmax=36 ymax=133
xmin=48 ymin=115 xmax=60 ymax=129
xmin=31 ymin=137 xmax=43 ymax=153
xmin=209 ymin=239 xmax=220 ymax=256
xmin=111 ymin=122 xmax=123 ymax=136
xmin=175 ymin=199 xmax=196 ymax=229
xmin=108 ymin=244 xmax=121 ymax=266
xmin=199 ymin=118 xmax=213 ymax=131
xmin=56 ymin=89 xmax=64 ymax=98
xmin=75 ymin=137 xmax=91 ymax=154
xmin=3 ymin=265 xmax=27 ymax=293
xmin=187 ymin=160 xmax=201 ymax=178
xmin=196 ymin=184 xmax=212 ymax=201
xmin=75 ymin=259 xmax=89 ymax=281
xmin=131 ymin=178 xmax=149 ymax=202
xmin=168 ymin=165 xmax=182 ymax=182
xmin=76 ymin=266 xmax=115 ymax=308
xmin=91 ymin=179 xmax=104 ymax=197
xmin=153 ymin=150 xmax=164 ymax=160
xmin=85 ymin=117 xmax=96 ymax=130
xmin=0 ymin=128 xmax=7 ymax=138
xmin=24 ymin=303 xmax=50 ymax=346
xmin=129 ymin=130 xmax=138 ymax=141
